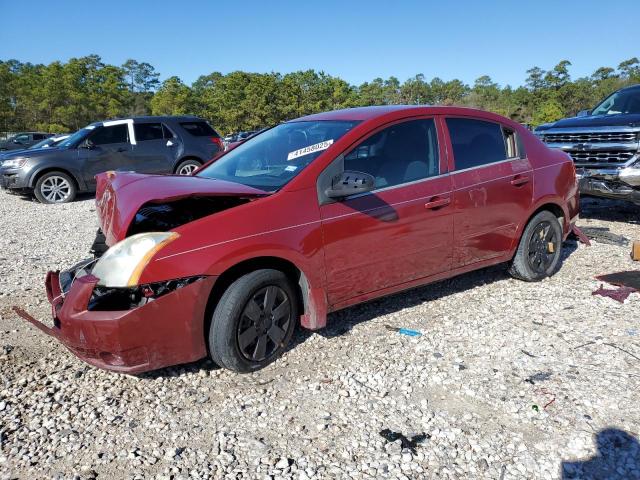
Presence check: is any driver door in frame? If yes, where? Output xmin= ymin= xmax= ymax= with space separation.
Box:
xmin=319 ymin=118 xmax=453 ymax=306
xmin=82 ymin=123 xmax=132 ymax=189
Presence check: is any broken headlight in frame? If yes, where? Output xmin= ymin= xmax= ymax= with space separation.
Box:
xmin=92 ymin=232 xmax=179 ymax=287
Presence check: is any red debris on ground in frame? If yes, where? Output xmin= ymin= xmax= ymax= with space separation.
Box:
xmin=592 ymin=284 xmax=638 ymax=303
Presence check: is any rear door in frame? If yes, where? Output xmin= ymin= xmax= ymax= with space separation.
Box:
xmin=444 ymin=117 xmax=533 ymax=267
xmin=319 ymin=117 xmax=453 ymax=306
xmin=82 ymin=123 xmax=132 ymax=189
xmin=130 ymin=122 xmax=174 ymax=173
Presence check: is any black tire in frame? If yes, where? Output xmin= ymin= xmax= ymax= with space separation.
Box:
xmin=208 ymin=269 xmax=298 ymax=373
xmin=508 ymin=210 xmax=563 ymax=282
xmin=175 ymin=159 xmax=202 ymax=175
xmin=33 ymin=171 xmax=77 ymax=204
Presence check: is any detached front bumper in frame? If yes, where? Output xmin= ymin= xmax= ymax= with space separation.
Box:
xmin=577 ymin=167 xmax=640 ymax=203
xmin=15 ymin=266 xmax=216 ymax=374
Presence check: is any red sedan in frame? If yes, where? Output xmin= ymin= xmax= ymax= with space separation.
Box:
xmin=17 ymin=106 xmax=579 ymax=374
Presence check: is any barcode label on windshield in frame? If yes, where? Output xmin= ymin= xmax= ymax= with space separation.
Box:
xmin=287 ymin=139 xmax=334 ymax=161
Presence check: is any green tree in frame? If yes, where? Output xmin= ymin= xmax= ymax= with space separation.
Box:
xmin=151 ymin=76 xmax=193 ymax=116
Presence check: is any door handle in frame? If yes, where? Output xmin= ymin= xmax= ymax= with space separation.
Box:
xmin=510 ymin=175 xmax=530 ymax=186
xmin=424 ymin=197 xmax=451 ymax=210
xmin=116 ymin=147 xmax=127 ymax=152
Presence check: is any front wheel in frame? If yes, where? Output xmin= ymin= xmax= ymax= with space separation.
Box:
xmin=208 ymin=269 xmax=298 ymax=372
xmin=34 ymin=171 xmax=77 ymax=204
xmin=508 ymin=210 xmax=563 ymax=282
xmin=175 ymin=159 xmax=201 ymax=175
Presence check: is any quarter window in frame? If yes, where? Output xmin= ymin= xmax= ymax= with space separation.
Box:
xmin=343 ymin=119 xmax=439 ymax=189
xmin=162 ymin=124 xmax=175 ymax=139
xmin=134 ymin=123 xmax=164 ymax=141
xmin=90 ymin=124 xmax=129 ymax=145
xmin=446 ymin=118 xmax=507 ymax=170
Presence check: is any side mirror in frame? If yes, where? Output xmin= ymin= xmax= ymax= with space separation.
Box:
xmin=577 ymin=109 xmax=591 ymax=117
xmin=325 ymin=170 xmax=375 ymax=199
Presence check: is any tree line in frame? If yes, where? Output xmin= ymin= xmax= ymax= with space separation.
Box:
xmin=1 ymin=55 xmax=639 ymax=135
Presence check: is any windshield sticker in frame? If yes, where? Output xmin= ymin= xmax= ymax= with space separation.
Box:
xmin=287 ymin=139 xmax=334 ymax=161
xmin=284 ymin=165 xmax=298 ymax=172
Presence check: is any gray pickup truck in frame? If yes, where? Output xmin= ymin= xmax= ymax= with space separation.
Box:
xmin=535 ymin=84 xmax=640 ymax=205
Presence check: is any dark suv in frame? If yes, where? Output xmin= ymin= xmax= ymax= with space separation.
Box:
xmin=0 ymin=132 xmax=54 ymax=151
xmin=536 ymin=84 xmax=640 ymax=204
xmin=0 ymin=116 xmax=223 ymax=204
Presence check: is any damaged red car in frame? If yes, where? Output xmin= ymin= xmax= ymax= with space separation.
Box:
xmin=17 ymin=106 xmax=580 ymax=374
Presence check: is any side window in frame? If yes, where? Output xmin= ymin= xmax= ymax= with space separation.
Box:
xmin=90 ymin=124 xmax=129 ymax=145
xmin=33 ymin=133 xmax=46 ymax=140
xmin=134 ymin=123 xmax=164 ymax=141
xmin=162 ymin=124 xmax=175 ymax=139
xmin=14 ymin=134 xmax=30 ymax=143
xmin=446 ymin=118 xmax=507 ymax=170
xmin=343 ymin=119 xmax=439 ymax=189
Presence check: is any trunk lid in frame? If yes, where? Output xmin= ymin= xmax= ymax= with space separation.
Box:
xmin=95 ymin=172 xmax=267 ymax=246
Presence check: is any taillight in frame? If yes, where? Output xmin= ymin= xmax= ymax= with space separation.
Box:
xmin=211 ymin=137 xmax=223 ymax=149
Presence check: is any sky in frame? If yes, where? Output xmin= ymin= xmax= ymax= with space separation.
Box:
xmin=1 ymin=0 xmax=639 ymax=88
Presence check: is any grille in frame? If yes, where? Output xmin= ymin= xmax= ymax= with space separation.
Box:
xmin=568 ymin=150 xmax=635 ymax=166
xmin=544 ymin=131 xmax=638 ymax=143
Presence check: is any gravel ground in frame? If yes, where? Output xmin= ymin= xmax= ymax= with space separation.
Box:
xmin=0 ymin=191 xmax=639 ymax=480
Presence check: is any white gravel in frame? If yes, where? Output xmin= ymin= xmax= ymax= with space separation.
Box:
xmin=0 ymin=191 xmax=639 ymax=479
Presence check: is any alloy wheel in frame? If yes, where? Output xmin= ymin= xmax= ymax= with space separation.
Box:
xmin=177 ymin=163 xmax=198 ymax=175
xmin=40 ymin=176 xmax=72 ymax=203
xmin=237 ymin=285 xmax=291 ymax=362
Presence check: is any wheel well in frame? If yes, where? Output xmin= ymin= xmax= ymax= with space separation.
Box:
xmin=31 ymin=168 xmax=80 ymax=190
xmin=203 ymin=257 xmax=306 ymax=342
xmin=530 ymin=203 xmax=565 ymax=227
xmin=174 ymin=156 xmax=203 ymax=173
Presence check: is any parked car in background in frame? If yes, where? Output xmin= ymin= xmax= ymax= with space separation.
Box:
xmin=16 ymin=106 xmax=579 ymax=374
xmin=0 ymin=135 xmax=70 ymax=165
xmin=536 ymin=84 xmax=640 ymax=204
xmin=0 ymin=132 xmax=54 ymax=151
xmin=224 ymin=128 xmax=268 ymax=151
xmin=0 ymin=116 xmax=223 ymax=203
xmin=28 ymin=134 xmax=70 ymax=150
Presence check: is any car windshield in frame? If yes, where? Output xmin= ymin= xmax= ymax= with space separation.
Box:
xmin=591 ymin=88 xmax=640 ymax=116
xmin=58 ymin=128 xmax=92 ymax=148
xmin=197 ymin=120 xmax=359 ymax=191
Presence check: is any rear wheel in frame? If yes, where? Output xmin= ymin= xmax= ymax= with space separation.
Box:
xmin=508 ymin=210 xmax=563 ymax=281
xmin=208 ymin=269 xmax=298 ymax=372
xmin=34 ymin=171 xmax=76 ymax=204
xmin=175 ymin=159 xmax=201 ymax=175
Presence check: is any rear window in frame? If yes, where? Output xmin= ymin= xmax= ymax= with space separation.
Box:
xmin=180 ymin=121 xmax=219 ymax=137
xmin=446 ymin=118 xmax=507 ymax=170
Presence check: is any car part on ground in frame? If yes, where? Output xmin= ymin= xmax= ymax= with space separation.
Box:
xmin=592 ymin=284 xmax=637 ymax=303
xmin=536 ymin=84 xmax=640 ymax=205
xmin=16 ymin=105 xmax=580 ymax=373
xmin=579 ymin=227 xmax=629 ymax=246
xmin=0 ymin=116 xmax=222 ymax=204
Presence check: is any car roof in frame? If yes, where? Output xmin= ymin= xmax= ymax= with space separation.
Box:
xmin=88 ymin=115 xmax=206 ymax=127
xmin=292 ymin=105 xmax=504 ymax=122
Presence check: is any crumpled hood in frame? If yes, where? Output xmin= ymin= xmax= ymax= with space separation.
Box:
xmin=95 ymin=172 xmax=267 ymax=246
xmin=537 ymin=113 xmax=640 ymax=131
